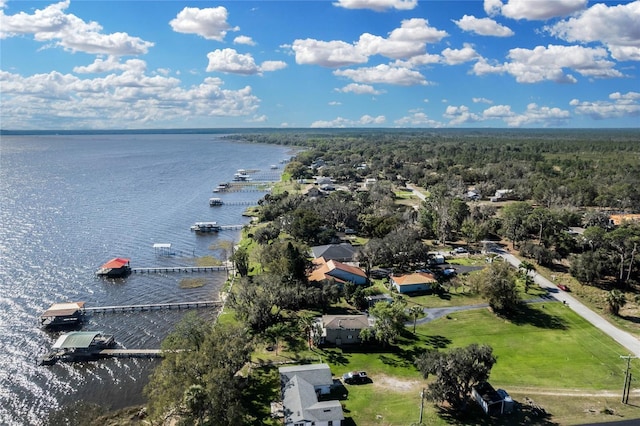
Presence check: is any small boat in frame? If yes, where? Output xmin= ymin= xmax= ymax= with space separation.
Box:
xmin=270 ymin=164 xmax=278 ymax=169
xmin=96 ymin=257 xmax=131 ymax=278
xmin=190 ymin=221 xmax=221 ymax=232
xmin=233 ymin=173 xmax=250 ymax=181
xmin=40 ymin=302 xmax=85 ymax=329
xmin=209 ymin=197 xmax=223 ymax=206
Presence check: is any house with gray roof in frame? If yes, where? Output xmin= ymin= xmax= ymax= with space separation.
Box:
xmin=279 ymin=364 xmax=344 ymax=426
xmin=320 ymin=314 xmax=371 ymax=346
xmin=310 ymin=243 xmax=357 ymax=263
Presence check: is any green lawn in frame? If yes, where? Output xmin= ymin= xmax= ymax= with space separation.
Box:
xmin=255 ymin=301 xmax=640 ymax=425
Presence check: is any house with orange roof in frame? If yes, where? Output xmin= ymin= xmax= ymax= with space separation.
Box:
xmin=308 ymin=257 xmax=368 ymax=286
xmin=609 ymin=214 xmax=640 ymax=227
xmin=390 ymin=271 xmax=437 ymax=294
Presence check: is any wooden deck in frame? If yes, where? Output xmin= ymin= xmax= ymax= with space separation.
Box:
xmin=83 ymin=300 xmax=223 ymax=314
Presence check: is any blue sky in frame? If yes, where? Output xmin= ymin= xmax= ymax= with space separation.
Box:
xmin=1 ymin=0 xmax=639 ymax=129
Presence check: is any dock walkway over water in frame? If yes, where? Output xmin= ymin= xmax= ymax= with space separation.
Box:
xmin=83 ymin=300 xmax=222 ymax=314
xmin=132 ymin=265 xmax=227 ymax=274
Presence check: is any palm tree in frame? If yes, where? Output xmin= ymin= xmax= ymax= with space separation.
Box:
xmin=409 ymin=305 xmax=424 ymax=334
xmin=606 ymin=290 xmax=627 ymax=316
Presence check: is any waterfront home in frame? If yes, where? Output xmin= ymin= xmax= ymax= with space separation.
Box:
xmin=279 ymin=363 xmax=343 ymax=426
xmin=320 ymin=314 xmax=371 ymax=346
xmin=40 ymin=302 xmax=85 ymax=329
xmin=308 ymin=257 xmax=367 ymax=286
xmin=390 ymin=272 xmax=437 ymax=294
xmin=95 ymin=258 xmax=131 ymax=278
xmin=310 ymin=242 xmax=357 ymax=263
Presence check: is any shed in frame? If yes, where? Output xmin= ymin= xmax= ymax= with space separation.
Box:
xmin=40 ymin=302 xmax=85 ymax=328
xmin=95 ymin=257 xmax=131 ymax=278
xmin=472 ymin=382 xmax=513 ymax=415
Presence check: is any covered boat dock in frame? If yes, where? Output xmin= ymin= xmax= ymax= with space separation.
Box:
xmin=95 ymin=257 xmax=132 ymax=278
xmin=40 ymin=302 xmax=85 ymax=328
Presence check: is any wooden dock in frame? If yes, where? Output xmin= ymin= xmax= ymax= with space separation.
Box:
xmin=98 ymin=348 xmax=164 ymax=359
xmin=83 ymin=300 xmax=223 ymax=314
xmin=132 ymin=266 xmax=227 ymax=273
xmin=219 ymin=225 xmax=245 ymax=230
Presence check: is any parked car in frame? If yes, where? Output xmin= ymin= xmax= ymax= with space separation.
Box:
xmin=452 ymin=247 xmax=468 ymax=254
xmin=342 ymin=371 xmax=368 ymax=384
xmin=369 ymin=269 xmax=391 ymax=279
xmin=557 ymin=284 xmax=570 ymax=292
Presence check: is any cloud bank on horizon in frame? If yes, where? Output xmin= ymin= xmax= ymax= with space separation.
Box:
xmin=0 ymin=0 xmax=638 ymax=129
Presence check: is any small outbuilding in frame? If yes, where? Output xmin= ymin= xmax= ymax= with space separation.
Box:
xmin=472 ymin=382 xmax=514 ymax=416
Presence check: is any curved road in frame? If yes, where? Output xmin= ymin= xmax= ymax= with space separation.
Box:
xmin=489 ymin=244 xmax=640 ymax=357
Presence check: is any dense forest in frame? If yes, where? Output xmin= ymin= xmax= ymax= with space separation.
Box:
xmin=230 ymin=129 xmax=640 ymax=290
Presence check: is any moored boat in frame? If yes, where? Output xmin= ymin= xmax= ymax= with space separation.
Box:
xmin=209 ymin=197 xmax=223 ymax=206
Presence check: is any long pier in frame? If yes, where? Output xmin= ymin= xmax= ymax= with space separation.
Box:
xmin=132 ymin=266 xmax=227 ymax=273
xmin=83 ymin=300 xmax=223 ymax=314
xmin=98 ymin=348 xmax=164 ymax=359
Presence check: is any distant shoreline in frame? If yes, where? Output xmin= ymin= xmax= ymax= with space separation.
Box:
xmin=2 ymin=127 xmax=639 ymax=136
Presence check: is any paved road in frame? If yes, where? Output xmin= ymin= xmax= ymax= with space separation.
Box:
xmin=490 ymin=245 xmax=640 ymax=357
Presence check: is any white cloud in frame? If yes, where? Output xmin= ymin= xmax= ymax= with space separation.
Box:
xmin=357 ymin=18 xmax=448 ymax=59
xmin=334 ymin=64 xmax=427 ymax=86
xmin=504 ymin=103 xmax=571 ymax=127
xmin=169 ymin=6 xmax=238 ymax=41
xmin=310 ymin=114 xmax=386 ymax=128
xmin=0 ymin=70 xmax=260 ymax=129
xmin=73 ymin=56 xmax=146 ymax=74
xmin=473 ymin=97 xmax=493 ymax=104
xmin=443 ymin=105 xmax=481 ymax=125
xmin=291 ymin=18 xmax=446 ymax=67
xmin=394 ymin=111 xmax=443 ymax=127
xmin=548 ymin=1 xmax=640 ymax=61
xmin=472 ymin=44 xmax=622 ymax=83
xmin=336 ymin=83 xmax=385 ymax=95
xmin=453 ymin=15 xmax=514 ymax=37
xmin=333 ymin=0 xmax=417 ymax=12
xmin=482 ymin=104 xmax=514 ymax=118
xmin=206 ymin=48 xmax=286 ymax=75
xmin=207 ymin=49 xmax=260 ymax=75
xmin=234 ymin=35 xmax=256 ymax=46
xmin=329 ymin=101 xmax=342 ymax=106
xmin=485 ymin=0 xmax=587 ymax=21
xmin=0 ymin=0 xmax=153 ymax=55
xmin=441 ymin=43 xmax=480 ymax=65
xmin=260 ymin=60 xmax=287 ymax=72
xmin=290 ymin=39 xmax=368 ymax=67
xmin=570 ymin=91 xmax=640 ymax=119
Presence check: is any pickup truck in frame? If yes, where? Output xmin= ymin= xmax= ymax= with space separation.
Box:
xmin=342 ymin=371 xmax=368 ymax=384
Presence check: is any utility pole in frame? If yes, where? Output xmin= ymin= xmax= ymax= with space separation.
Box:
xmin=418 ymin=388 xmax=425 ymax=424
xmin=620 ymin=355 xmax=637 ymax=404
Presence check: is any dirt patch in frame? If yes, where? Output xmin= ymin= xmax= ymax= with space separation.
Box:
xmin=372 ymin=374 xmax=422 ymax=392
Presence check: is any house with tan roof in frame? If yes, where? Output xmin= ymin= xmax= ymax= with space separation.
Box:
xmin=390 ymin=272 xmax=437 ymax=294
xmin=308 ymin=257 xmax=367 ymax=286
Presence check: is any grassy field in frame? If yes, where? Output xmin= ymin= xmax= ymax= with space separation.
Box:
xmin=252 ymin=301 xmax=640 ymax=425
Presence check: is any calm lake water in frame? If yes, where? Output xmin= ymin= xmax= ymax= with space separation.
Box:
xmin=0 ymin=133 xmax=291 ymax=425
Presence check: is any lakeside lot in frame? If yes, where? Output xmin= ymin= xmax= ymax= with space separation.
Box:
xmin=243 ymin=299 xmax=640 ymax=425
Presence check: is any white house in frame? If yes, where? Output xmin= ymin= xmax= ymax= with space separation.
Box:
xmin=279 ymin=364 xmax=344 ymax=426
